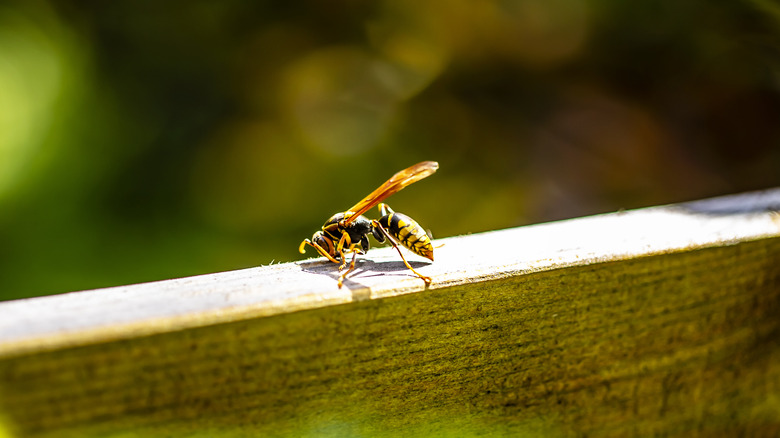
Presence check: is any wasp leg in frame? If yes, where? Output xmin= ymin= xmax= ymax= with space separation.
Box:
xmin=335 ymin=231 xmax=354 ymax=271
xmin=378 ymin=203 xmax=394 ymax=216
xmin=372 ymin=220 xmax=432 ymax=285
xmin=337 ymin=249 xmax=361 ymax=288
xmin=336 ymin=232 xmax=353 ymax=253
xmin=299 ymin=239 xmax=341 ymax=264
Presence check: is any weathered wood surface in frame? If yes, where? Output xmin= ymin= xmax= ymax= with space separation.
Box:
xmin=1 ymin=189 xmax=779 ymax=437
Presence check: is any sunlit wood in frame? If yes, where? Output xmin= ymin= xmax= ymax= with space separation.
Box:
xmin=1 ymin=189 xmax=779 ymax=437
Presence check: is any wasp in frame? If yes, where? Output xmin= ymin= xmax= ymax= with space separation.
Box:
xmin=299 ymin=161 xmax=438 ymax=288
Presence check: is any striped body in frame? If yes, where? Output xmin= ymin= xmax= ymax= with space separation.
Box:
xmin=378 ymin=211 xmax=434 ymax=261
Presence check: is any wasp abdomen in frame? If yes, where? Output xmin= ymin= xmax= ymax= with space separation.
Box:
xmin=378 ymin=212 xmax=434 ymax=261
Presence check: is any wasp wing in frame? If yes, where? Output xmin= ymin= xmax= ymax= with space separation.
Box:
xmin=342 ymin=161 xmax=438 ymax=224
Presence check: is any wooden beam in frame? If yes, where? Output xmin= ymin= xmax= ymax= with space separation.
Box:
xmin=1 ymin=189 xmax=779 ymax=437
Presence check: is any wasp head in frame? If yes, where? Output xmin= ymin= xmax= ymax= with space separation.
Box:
xmin=312 ymin=231 xmax=337 ymax=258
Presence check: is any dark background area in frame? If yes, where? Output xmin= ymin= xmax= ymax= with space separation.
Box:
xmin=1 ymin=0 xmax=779 ymax=300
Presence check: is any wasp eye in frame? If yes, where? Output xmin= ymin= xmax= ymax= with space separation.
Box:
xmin=313 ymin=232 xmax=336 ymax=257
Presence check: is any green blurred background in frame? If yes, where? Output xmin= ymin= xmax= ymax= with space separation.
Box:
xmin=1 ymin=0 xmax=779 ymax=300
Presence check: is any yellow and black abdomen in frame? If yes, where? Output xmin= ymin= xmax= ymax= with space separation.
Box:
xmin=377 ymin=211 xmax=434 ymax=261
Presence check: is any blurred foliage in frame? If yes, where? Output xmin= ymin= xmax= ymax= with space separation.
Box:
xmin=1 ymin=0 xmax=779 ymax=300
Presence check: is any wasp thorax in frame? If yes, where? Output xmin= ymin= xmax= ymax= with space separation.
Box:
xmin=321 ymin=212 xmax=345 ymax=229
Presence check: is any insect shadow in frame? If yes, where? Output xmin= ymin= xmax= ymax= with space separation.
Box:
xmin=297 ymin=257 xmax=432 ymax=290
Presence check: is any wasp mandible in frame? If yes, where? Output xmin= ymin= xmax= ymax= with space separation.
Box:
xmin=299 ymin=161 xmax=438 ymax=288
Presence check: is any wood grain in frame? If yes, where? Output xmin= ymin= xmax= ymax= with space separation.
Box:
xmin=1 ymin=189 xmax=779 ymax=437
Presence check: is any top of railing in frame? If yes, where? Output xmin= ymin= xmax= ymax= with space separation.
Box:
xmin=1 ymin=188 xmax=779 ymax=358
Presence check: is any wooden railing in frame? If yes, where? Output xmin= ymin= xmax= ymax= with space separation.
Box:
xmin=1 ymin=189 xmax=779 ymax=437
